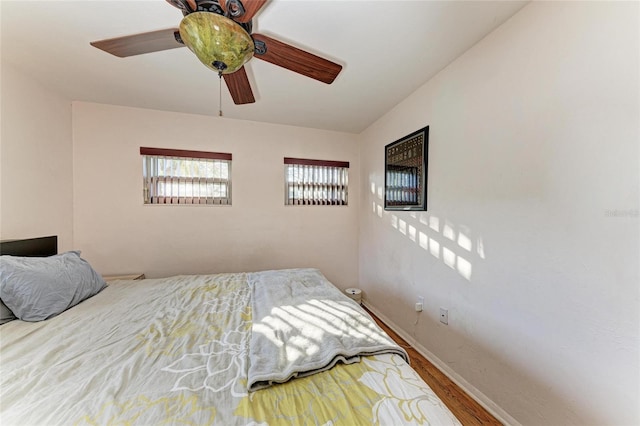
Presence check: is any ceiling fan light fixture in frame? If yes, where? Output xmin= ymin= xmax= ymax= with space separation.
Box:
xmin=179 ymin=12 xmax=254 ymax=74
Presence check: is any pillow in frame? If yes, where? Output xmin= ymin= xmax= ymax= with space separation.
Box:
xmin=0 ymin=251 xmax=106 ymax=322
xmin=0 ymin=299 xmax=16 ymax=325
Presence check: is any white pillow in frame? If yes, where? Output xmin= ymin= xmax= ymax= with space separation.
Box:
xmin=0 ymin=251 xmax=106 ymax=322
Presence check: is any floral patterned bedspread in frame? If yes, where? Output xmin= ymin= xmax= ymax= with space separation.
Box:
xmin=0 ymin=270 xmax=460 ymax=425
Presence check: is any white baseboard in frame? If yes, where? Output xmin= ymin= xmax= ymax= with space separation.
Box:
xmin=363 ymin=301 xmax=521 ymax=426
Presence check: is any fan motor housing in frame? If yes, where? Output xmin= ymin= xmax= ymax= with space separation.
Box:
xmin=188 ymin=0 xmax=252 ymax=34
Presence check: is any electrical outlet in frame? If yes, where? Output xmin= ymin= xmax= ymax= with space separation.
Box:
xmin=415 ymin=296 xmax=424 ymax=312
xmin=440 ymin=308 xmax=449 ymax=325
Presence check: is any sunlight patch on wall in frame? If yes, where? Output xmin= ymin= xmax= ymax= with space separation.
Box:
xmin=457 ymin=256 xmax=472 ymax=281
xmin=419 ymin=231 xmax=429 ymax=249
xmin=429 ymin=216 xmax=440 ymax=232
xmin=443 ymin=221 xmax=456 ymax=241
xmin=429 ymin=238 xmax=440 ymax=259
xmin=399 ymin=219 xmax=407 ymax=235
xmin=443 ymin=247 xmax=456 ymax=269
xmin=408 ymin=225 xmax=416 ymax=242
xmin=367 ymin=178 xmax=484 ymax=282
xmin=477 ymin=237 xmax=486 ymax=259
xmin=458 ymin=231 xmax=472 ymax=251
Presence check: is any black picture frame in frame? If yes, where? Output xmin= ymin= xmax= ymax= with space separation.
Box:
xmin=384 ymin=126 xmax=429 ymax=211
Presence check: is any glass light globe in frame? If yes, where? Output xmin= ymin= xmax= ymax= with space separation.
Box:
xmin=179 ymin=12 xmax=254 ymax=74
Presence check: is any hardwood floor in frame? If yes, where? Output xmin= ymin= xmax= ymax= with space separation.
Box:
xmin=365 ymin=307 xmax=502 ymax=426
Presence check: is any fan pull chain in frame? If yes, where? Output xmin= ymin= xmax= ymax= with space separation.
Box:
xmin=218 ymin=71 xmax=223 ymax=117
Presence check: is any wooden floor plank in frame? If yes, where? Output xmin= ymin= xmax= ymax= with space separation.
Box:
xmin=365 ymin=307 xmax=502 ymax=426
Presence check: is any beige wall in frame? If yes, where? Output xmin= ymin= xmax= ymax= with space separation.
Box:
xmin=0 ymin=63 xmax=74 ymax=250
xmin=71 ymin=102 xmax=359 ymax=288
xmin=359 ymin=2 xmax=639 ymax=425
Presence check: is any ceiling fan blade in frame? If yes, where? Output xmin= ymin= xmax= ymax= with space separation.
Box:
xmin=91 ymin=28 xmax=183 ymax=58
xmin=223 ymin=66 xmax=255 ymax=104
xmin=252 ymin=34 xmax=342 ymax=84
xmin=219 ymin=0 xmax=268 ymax=23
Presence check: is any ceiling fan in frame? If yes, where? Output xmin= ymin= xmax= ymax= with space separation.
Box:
xmin=90 ymin=0 xmax=343 ymax=105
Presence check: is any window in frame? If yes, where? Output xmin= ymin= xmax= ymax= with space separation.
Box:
xmin=284 ymin=157 xmax=349 ymax=205
xmin=141 ymin=147 xmax=231 ymax=205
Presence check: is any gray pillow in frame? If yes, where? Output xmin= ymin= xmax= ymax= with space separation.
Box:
xmin=0 ymin=251 xmax=106 ymax=322
xmin=0 ymin=300 xmax=16 ymax=324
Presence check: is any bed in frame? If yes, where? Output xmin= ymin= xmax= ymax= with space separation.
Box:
xmin=0 ymin=236 xmax=461 ymax=425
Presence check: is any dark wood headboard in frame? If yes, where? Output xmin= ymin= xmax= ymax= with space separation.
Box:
xmin=0 ymin=236 xmax=58 ymax=257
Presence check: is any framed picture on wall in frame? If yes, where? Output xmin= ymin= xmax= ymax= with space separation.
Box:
xmin=384 ymin=126 xmax=429 ymax=211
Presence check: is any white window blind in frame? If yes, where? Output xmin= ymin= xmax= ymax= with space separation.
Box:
xmin=284 ymin=157 xmax=349 ymax=205
xmin=141 ymin=147 xmax=231 ymax=205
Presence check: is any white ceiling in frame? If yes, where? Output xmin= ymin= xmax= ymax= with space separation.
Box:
xmin=1 ymin=0 xmax=528 ymax=134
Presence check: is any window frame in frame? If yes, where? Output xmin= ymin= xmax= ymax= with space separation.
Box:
xmin=284 ymin=157 xmax=350 ymax=206
xmin=140 ymin=147 xmax=232 ymax=205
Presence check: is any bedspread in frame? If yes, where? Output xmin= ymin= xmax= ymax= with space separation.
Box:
xmin=0 ymin=270 xmax=461 ymax=425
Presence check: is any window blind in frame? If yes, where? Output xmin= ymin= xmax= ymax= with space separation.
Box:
xmin=284 ymin=157 xmax=349 ymax=206
xmin=141 ymin=147 xmax=232 ymax=205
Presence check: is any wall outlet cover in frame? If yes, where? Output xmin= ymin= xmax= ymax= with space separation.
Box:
xmin=440 ymin=308 xmax=449 ymax=325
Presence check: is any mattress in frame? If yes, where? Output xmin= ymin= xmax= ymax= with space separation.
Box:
xmin=0 ymin=269 xmax=460 ymax=425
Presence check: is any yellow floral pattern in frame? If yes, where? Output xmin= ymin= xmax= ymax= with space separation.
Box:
xmin=75 ymin=394 xmax=216 ymax=426
xmin=359 ymin=355 xmax=461 ymax=425
xmin=235 ymin=361 xmax=382 ymax=425
xmin=135 ymin=273 xmax=250 ymax=357
xmin=162 ymin=324 xmax=249 ymax=398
